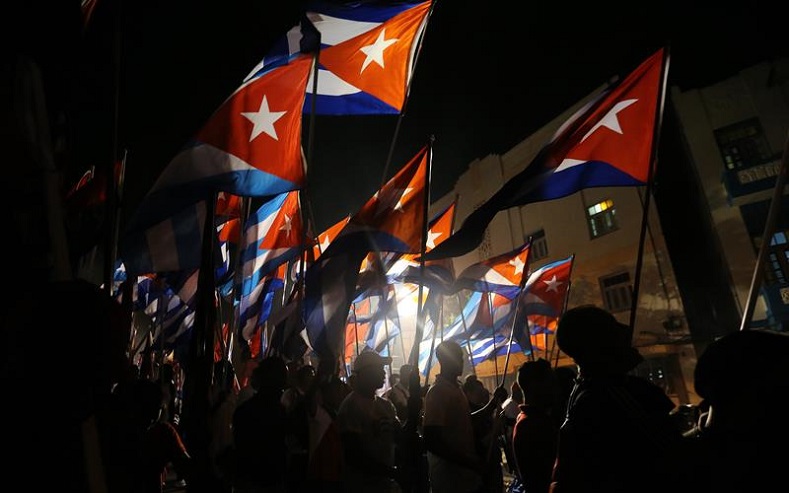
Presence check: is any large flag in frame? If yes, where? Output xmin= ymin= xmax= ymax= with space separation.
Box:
xmin=453 ymin=241 xmax=531 ymax=299
xmin=247 ymin=0 xmax=432 ymax=115
xmin=426 ymin=47 xmax=668 ymax=260
xmin=121 ymin=53 xmax=313 ymax=275
xmin=304 ymin=145 xmax=428 ymax=367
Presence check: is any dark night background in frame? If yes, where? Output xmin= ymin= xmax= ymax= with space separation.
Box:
xmin=9 ymin=0 xmax=788 ymax=234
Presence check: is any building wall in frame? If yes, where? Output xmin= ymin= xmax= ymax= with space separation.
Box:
xmin=670 ymin=57 xmax=789 ymax=334
xmin=433 ymin=84 xmax=697 ymax=403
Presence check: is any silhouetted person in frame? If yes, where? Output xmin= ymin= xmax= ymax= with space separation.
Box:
xmin=423 ymin=341 xmax=506 ymax=493
xmin=384 ymin=363 xmax=414 ymax=423
xmin=133 ymin=378 xmax=191 ymax=493
xmin=550 ymin=305 xmax=691 ymax=493
xmin=305 ymin=376 xmax=349 ymax=492
xmin=692 ymin=328 xmax=789 ymax=492
xmin=511 ymin=359 xmax=560 ymax=493
xmin=337 ymin=350 xmax=403 ymax=493
xmin=552 ymin=365 xmax=577 ymax=419
xmin=231 ymin=356 xmax=289 ymax=493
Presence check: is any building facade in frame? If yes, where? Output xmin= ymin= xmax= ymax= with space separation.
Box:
xmin=426 ymin=58 xmax=789 ymax=405
xmin=669 ymin=57 xmax=789 ymax=349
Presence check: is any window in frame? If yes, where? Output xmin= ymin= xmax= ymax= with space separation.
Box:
xmin=600 ymin=271 xmax=632 ymax=313
xmin=764 ymin=230 xmax=789 ymax=286
xmin=528 ymin=229 xmax=548 ymax=261
xmin=714 ymin=118 xmax=773 ymax=172
xmin=587 ymin=199 xmax=618 ymax=239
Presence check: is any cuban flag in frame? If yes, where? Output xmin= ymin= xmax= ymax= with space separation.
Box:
xmin=388 ymin=200 xmax=456 ymax=292
xmin=121 ymin=53 xmax=313 ymax=275
xmin=417 ymin=290 xmax=483 ymax=375
xmin=426 ymin=47 xmax=669 ymax=260
xmin=238 ymin=267 xmax=286 ymax=343
xmin=247 ymin=0 xmax=432 ymax=115
xmin=457 ymin=292 xmax=526 ymax=365
xmin=304 ymin=145 xmax=428 ymax=365
xmin=453 ymin=241 xmax=531 ymax=299
xmin=240 ymin=191 xmax=303 ymax=291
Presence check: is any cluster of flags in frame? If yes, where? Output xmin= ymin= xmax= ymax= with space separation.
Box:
xmin=83 ymin=0 xmax=668 ymax=377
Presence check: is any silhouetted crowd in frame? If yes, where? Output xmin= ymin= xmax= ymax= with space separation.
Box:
xmin=5 ymin=280 xmax=789 ymax=493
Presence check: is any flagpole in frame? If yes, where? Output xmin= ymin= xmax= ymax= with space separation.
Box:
xmin=500 ymin=237 xmax=533 ymax=384
xmin=455 ymin=292 xmax=477 ymax=377
xmin=627 ymin=45 xmax=671 ymax=341
xmin=379 ymin=0 xmax=438 ymax=187
xmin=740 ymin=131 xmax=789 ymax=331
xmin=551 ymin=255 xmax=575 ymax=368
xmin=180 ymin=193 xmax=218 ymax=489
xmin=408 ymin=136 xmax=434 ymax=367
xmin=97 ymin=0 xmax=125 ymax=292
xmin=227 ymin=197 xmax=250 ymax=363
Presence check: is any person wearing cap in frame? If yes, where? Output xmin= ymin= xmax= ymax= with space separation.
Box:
xmin=549 ymin=305 xmax=692 ymax=493
xmin=336 ymin=350 xmax=403 ymax=492
xmin=422 ymin=340 xmax=507 ymax=493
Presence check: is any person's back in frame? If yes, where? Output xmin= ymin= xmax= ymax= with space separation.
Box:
xmin=231 ymin=356 xmax=289 ymax=493
xmin=511 ymin=359 xmax=559 ymax=493
xmin=692 ymin=328 xmax=789 ymax=492
xmin=550 ymin=305 xmax=690 ymax=493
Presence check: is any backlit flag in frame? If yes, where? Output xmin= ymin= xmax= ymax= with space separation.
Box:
xmin=239 ymin=267 xmax=286 ymax=343
xmin=519 ymin=254 xmax=575 ymax=335
xmin=388 ymin=200 xmax=456 ymax=291
xmin=304 ymin=145 xmax=428 ymax=365
xmin=247 ymin=0 xmax=432 ymax=115
xmin=121 ymin=53 xmax=313 ymax=275
xmin=425 ymin=47 xmax=668 ymax=260
xmin=453 ymin=241 xmax=531 ymax=299
xmin=253 ymin=190 xmax=303 ymax=280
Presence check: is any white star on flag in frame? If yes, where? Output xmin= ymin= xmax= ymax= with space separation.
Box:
xmin=374 ymin=187 xmax=412 ymax=216
xmin=278 ymin=214 xmax=293 ymax=235
xmin=241 ymin=95 xmax=286 ymax=142
xmin=359 ymin=29 xmax=398 ymax=73
xmin=509 ymin=256 xmax=525 ymax=277
xmin=543 ymin=275 xmax=562 ymax=292
xmin=581 ymin=98 xmax=638 ymax=142
xmin=555 ymin=98 xmax=638 ymax=173
xmin=319 ymin=235 xmax=331 ymax=253
xmin=425 ymin=230 xmax=442 ymax=250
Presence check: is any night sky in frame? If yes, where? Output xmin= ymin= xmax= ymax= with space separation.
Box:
xmin=13 ymin=0 xmax=788 ymax=234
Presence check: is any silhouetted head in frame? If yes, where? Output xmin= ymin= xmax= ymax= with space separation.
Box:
xmin=252 ymin=356 xmax=288 ymax=394
xmin=436 ymin=340 xmax=464 ymax=376
xmin=556 ymin=305 xmax=642 ymax=375
xmin=352 ymin=350 xmax=391 ymax=395
xmin=516 ymin=358 xmax=558 ymax=408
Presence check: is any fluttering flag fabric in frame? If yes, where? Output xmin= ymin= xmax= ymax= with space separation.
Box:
xmin=425 ymin=47 xmax=668 ymax=260
xmin=246 ymin=0 xmax=432 ymax=115
xmin=240 ymin=191 xmax=303 ymax=289
xmin=388 ymin=200 xmax=456 ymax=291
xmin=453 ymin=241 xmax=531 ymax=299
xmin=238 ymin=266 xmax=286 ymax=344
xmin=519 ymin=254 xmax=574 ymax=335
xmin=121 ymin=53 xmax=313 ymax=275
xmin=304 ymin=145 xmax=428 ymax=367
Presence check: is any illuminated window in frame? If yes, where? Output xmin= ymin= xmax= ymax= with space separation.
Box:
xmin=587 ymin=199 xmax=618 ymax=239
xmin=600 ymin=271 xmax=632 ymax=313
xmin=528 ymin=229 xmax=548 ymax=261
